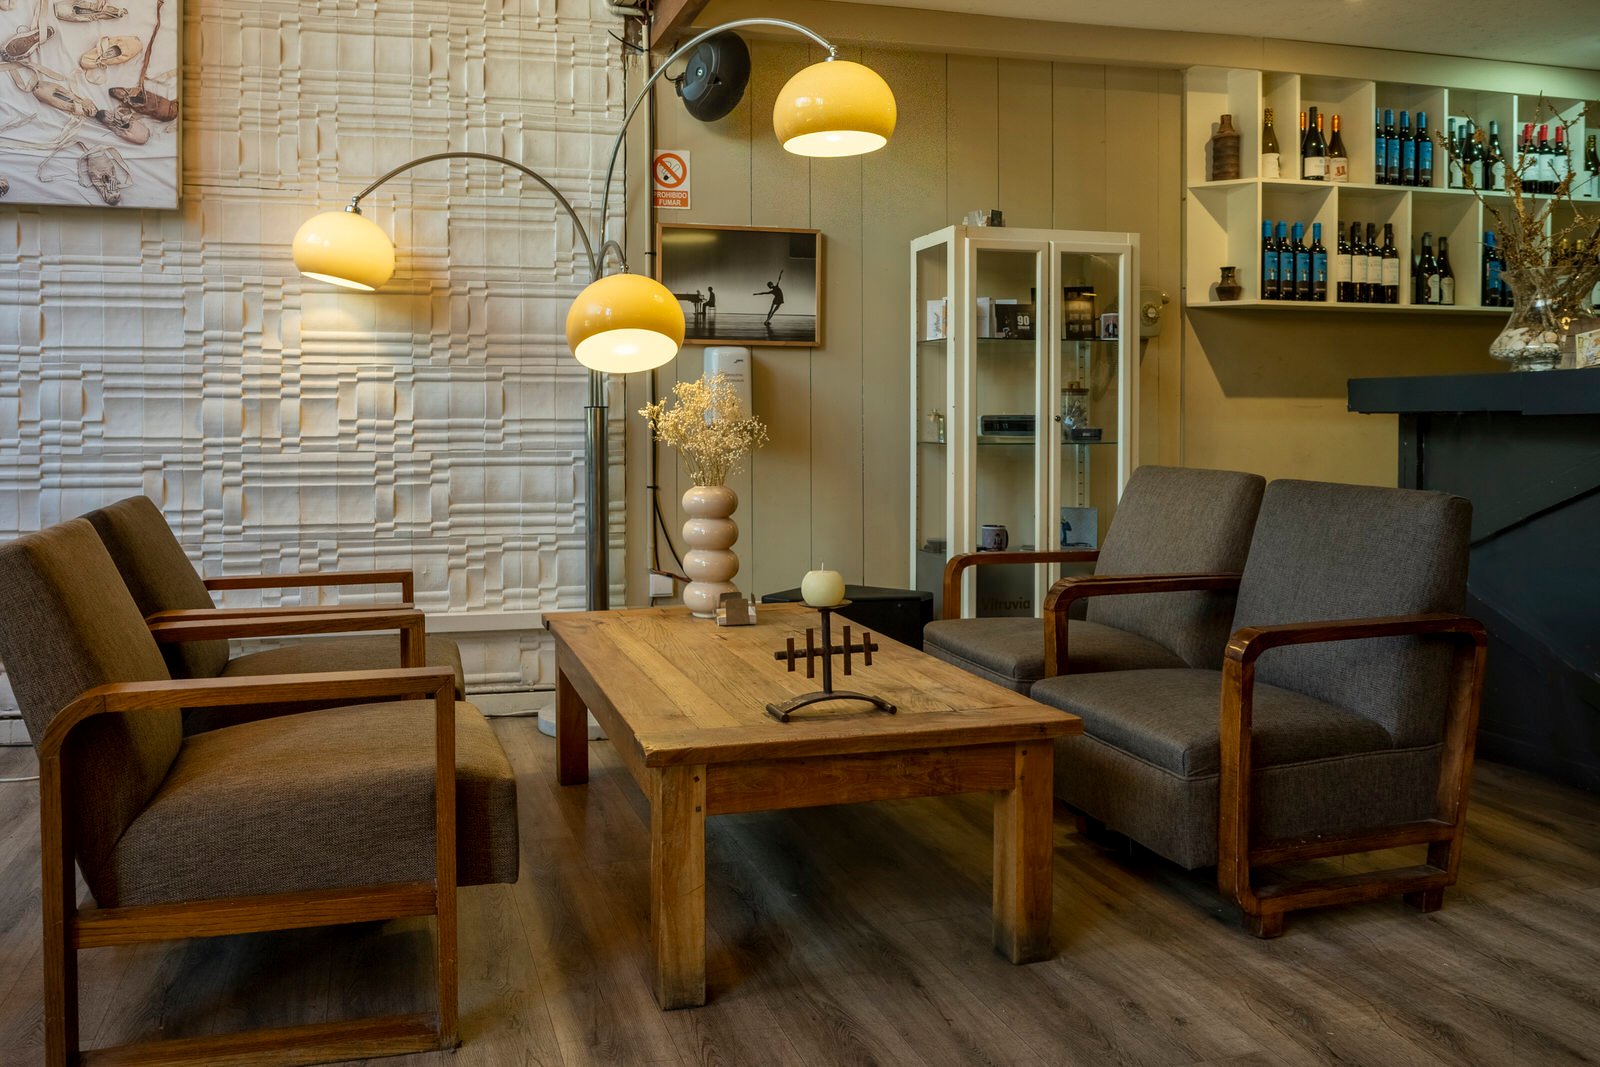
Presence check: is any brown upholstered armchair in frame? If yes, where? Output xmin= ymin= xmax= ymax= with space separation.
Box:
xmin=1031 ymin=480 xmax=1487 ymax=936
xmin=923 ymin=466 xmax=1265 ymax=692
xmin=0 ymin=519 xmax=519 ymax=1066
xmin=84 ymin=495 xmax=466 ymax=730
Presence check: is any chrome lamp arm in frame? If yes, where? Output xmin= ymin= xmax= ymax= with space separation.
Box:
xmin=348 ymin=151 xmax=602 ymax=280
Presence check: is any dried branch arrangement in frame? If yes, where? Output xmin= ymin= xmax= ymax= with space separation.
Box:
xmin=639 ymin=373 xmax=770 ymax=487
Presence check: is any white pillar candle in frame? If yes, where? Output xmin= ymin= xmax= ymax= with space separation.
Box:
xmin=800 ymin=566 xmax=845 ymax=608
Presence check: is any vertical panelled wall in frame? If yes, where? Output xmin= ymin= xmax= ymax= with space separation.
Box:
xmin=0 ymin=0 xmax=625 ymax=725
xmin=628 ymin=44 xmax=1505 ymax=605
xmin=628 ymin=49 xmax=1184 ymax=602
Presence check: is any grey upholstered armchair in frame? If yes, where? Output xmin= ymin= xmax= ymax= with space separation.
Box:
xmin=0 ymin=518 xmax=519 ymax=1065
xmin=923 ymin=465 xmax=1266 ymax=692
xmin=85 ymin=495 xmax=466 ymax=730
xmin=1031 ymin=480 xmax=1486 ymax=936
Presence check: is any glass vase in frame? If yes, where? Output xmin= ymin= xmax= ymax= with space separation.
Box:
xmin=1490 ymin=266 xmax=1600 ymax=372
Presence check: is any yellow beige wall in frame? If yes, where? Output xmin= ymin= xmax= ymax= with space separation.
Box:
xmin=622 ymin=2 xmax=1599 ymax=604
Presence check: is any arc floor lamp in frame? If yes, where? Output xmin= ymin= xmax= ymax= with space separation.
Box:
xmin=292 ymin=17 xmax=896 ymax=613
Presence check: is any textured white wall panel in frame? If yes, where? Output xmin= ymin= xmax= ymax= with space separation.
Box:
xmin=0 ymin=0 xmax=629 ymax=724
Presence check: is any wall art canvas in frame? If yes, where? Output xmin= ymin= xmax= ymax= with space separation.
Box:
xmin=657 ymin=223 xmax=823 ymax=347
xmin=0 ymin=0 xmax=180 ymax=208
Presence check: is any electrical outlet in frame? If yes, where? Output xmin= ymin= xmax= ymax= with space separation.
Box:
xmin=649 ymin=572 xmax=675 ymax=599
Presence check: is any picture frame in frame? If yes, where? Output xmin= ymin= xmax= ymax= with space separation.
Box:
xmin=0 ymin=0 xmax=182 ymax=209
xmin=656 ymin=223 xmax=824 ymax=347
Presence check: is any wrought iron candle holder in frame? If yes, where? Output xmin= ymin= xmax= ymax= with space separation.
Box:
xmin=768 ymin=602 xmax=898 ymax=722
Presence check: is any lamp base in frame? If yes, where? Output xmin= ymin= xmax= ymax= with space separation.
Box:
xmin=537 ymin=706 xmax=606 ymax=740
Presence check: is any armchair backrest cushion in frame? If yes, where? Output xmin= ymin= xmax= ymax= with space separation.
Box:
xmin=84 ymin=495 xmax=229 ymax=678
xmin=1087 ymin=465 xmax=1266 ymax=668
xmin=1232 ymin=480 xmax=1471 ymax=745
xmin=0 ymin=519 xmax=181 ymax=894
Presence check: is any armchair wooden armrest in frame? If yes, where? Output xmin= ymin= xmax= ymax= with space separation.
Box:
xmin=1040 ymin=572 xmax=1242 ymax=676
xmin=1217 ymin=612 xmax=1488 ymax=936
xmin=146 ymin=604 xmax=409 ymax=624
xmin=204 ymin=568 xmax=415 ymax=603
xmin=941 ymin=550 xmax=1100 ymax=620
xmin=148 ymin=607 xmax=428 ymax=671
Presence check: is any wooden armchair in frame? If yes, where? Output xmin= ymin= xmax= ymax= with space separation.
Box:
xmin=0 ymin=519 xmax=519 ymax=1066
xmin=1030 ymin=479 xmax=1486 ymax=935
xmin=923 ymin=466 xmax=1264 ymax=692
xmin=84 ymin=496 xmax=466 ymax=730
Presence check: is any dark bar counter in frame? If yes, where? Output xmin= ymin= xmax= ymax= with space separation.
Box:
xmin=1350 ymin=368 xmax=1600 ymax=791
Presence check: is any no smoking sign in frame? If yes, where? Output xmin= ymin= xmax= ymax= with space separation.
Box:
xmin=653 ymin=149 xmax=691 ymax=210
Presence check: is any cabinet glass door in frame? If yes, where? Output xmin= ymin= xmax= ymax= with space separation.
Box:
xmin=912 ymin=236 xmax=951 ymax=613
xmin=970 ymin=243 xmax=1045 ymax=617
xmin=1055 ymin=248 xmax=1129 ymax=566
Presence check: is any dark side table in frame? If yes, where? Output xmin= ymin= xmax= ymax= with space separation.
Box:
xmin=759 ymin=584 xmax=935 ymax=651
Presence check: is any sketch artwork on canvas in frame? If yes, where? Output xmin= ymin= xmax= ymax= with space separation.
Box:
xmin=0 ymin=0 xmax=179 ymax=208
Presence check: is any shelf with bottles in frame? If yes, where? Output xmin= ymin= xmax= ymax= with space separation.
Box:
xmin=1189 ymin=66 xmax=1598 ymax=195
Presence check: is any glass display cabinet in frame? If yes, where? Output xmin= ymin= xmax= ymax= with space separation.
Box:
xmin=911 ymin=226 xmax=1139 ymax=619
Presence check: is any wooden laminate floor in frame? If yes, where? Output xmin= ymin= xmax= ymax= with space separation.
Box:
xmin=0 ymin=721 xmax=1597 ymax=1066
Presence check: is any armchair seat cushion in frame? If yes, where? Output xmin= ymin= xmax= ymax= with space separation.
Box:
xmin=222 ymin=634 xmax=465 ymax=696
xmin=99 ymin=699 xmax=517 ymax=908
xmin=924 ymin=617 xmax=1186 ymax=693
xmin=1030 ymin=668 xmax=1394 ymax=777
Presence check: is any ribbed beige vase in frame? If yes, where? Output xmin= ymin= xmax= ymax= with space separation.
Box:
xmin=681 ymin=484 xmax=739 ymax=618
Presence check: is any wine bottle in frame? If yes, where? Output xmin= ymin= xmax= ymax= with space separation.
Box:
xmin=1376 ymin=109 xmax=1388 ymax=187
xmin=1445 ymin=118 xmax=1460 ymax=188
xmin=1311 ymin=222 xmax=1328 ymax=302
xmin=1585 ymin=134 xmax=1599 ymax=199
xmin=1383 ymin=109 xmax=1400 ymax=185
xmin=1482 ymin=230 xmax=1503 ymax=307
xmin=1517 ymin=124 xmax=1535 ymax=191
xmin=1554 ymin=126 xmax=1570 ymax=194
xmin=1399 ymin=111 xmax=1416 ymax=186
xmin=1302 ymin=107 xmax=1326 ymax=180
xmin=1335 ymin=223 xmax=1353 ymax=302
xmin=1536 ymin=125 xmax=1553 ymax=194
xmin=1418 ymin=231 xmax=1440 ymax=305
xmin=1365 ymin=222 xmax=1380 ymax=303
xmin=1327 ymin=115 xmax=1348 ymax=182
xmin=1262 ymin=220 xmax=1280 ymax=299
xmin=1462 ymin=120 xmax=1478 ymax=189
xmin=1276 ymin=221 xmax=1291 ymax=300
xmin=1350 ymin=221 xmax=1369 ymax=302
xmin=1413 ymin=247 xmax=1424 ymax=304
xmin=1261 ymin=107 xmax=1281 ymax=178
xmin=1291 ymin=222 xmax=1310 ymax=300
xmin=1437 ymin=236 xmax=1455 ymax=305
xmin=1483 ymin=120 xmax=1502 ymax=192
xmin=1417 ymin=111 xmax=1433 ymax=187
xmin=1380 ymin=222 xmax=1399 ymax=304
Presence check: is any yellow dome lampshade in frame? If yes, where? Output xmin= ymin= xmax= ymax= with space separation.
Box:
xmin=566 ymin=273 xmax=685 ymax=374
xmin=774 ymin=59 xmax=897 ymax=158
xmin=292 ymin=209 xmax=396 ymax=291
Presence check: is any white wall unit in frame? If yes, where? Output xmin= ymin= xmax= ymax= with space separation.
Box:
xmin=1185 ymin=66 xmax=1598 ymax=313
xmin=910 ymin=226 xmax=1138 ymax=620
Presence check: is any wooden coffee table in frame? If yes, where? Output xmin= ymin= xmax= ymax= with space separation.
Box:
xmin=544 ymin=604 xmax=1081 ymax=1009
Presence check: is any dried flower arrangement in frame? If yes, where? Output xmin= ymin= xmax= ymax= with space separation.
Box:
xmin=1440 ymin=99 xmax=1600 ymax=368
xmin=639 ymin=373 xmax=769 ymax=487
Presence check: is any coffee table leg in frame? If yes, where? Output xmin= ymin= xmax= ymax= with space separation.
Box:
xmin=555 ymin=665 xmax=588 ymax=786
xmin=650 ymin=763 xmax=707 ymax=1009
xmin=994 ymin=741 xmax=1054 ymax=963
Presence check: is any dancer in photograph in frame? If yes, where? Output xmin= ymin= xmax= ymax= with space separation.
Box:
xmin=753 ymin=271 xmax=783 ymax=325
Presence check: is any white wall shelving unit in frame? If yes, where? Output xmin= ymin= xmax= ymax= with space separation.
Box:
xmin=1185 ymin=66 xmax=1597 ymax=312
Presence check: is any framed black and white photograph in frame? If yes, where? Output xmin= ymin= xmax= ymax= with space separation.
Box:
xmin=656 ymin=223 xmax=824 ymax=347
xmin=0 ymin=0 xmax=181 ymax=208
